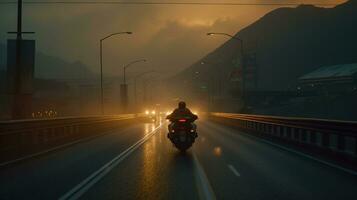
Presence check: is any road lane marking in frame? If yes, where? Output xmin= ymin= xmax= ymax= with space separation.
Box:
xmin=227 ymin=164 xmax=241 ymax=177
xmin=237 ymin=131 xmax=357 ymax=176
xmin=59 ymin=124 xmax=163 ymax=200
xmin=204 ymin=121 xmax=357 ymax=177
xmin=193 ymin=153 xmax=216 ymax=200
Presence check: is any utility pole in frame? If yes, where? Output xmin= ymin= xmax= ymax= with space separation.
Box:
xmin=14 ymin=0 xmax=22 ymax=119
xmin=7 ymin=0 xmax=35 ymax=119
xmin=17 ymin=0 xmax=22 ymax=40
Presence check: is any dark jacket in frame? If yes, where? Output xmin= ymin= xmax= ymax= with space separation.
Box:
xmin=166 ymin=108 xmax=198 ymax=122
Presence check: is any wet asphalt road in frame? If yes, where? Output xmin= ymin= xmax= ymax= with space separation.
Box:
xmin=0 ymin=119 xmax=356 ymax=200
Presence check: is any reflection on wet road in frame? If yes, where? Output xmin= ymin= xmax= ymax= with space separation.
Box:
xmin=81 ymin=122 xmax=200 ymax=200
xmin=1 ymin=119 xmax=357 ymax=200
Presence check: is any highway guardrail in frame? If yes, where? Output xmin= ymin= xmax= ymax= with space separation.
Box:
xmin=0 ymin=114 xmax=143 ymax=163
xmin=209 ymin=113 xmax=357 ymax=161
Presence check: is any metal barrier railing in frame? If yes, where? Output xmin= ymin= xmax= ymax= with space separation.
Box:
xmin=209 ymin=113 xmax=357 ymax=159
xmin=0 ymin=114 xmax=136 ymax=135
xmin=0 ymin=114 xmax=141 ymax=162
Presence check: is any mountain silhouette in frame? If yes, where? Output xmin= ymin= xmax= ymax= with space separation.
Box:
xmin=0 ymin=43 xmax=95 ymax=80
xmin=176 ymin=0 xmax=357 ymax=91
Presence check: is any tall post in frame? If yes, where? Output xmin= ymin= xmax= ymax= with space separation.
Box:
xmin=121 ymin=66 xmax=128 ymax=112
xmin=133 ymin=70 xmax=156 ymax=111
xmin=7 ymin=0 xmax=35 ymax=119
xmin=121 ymin=59 xmax=146 ymax=112
xmin=123 ymin=66 xmax=126 ymax=84
xmin=98 ymin=32 xmax=132 ymax=115
xmin=210 ymin=76 xmax=215 ymax=111
xmin=14 ymin=0 xmax=22 ymax=118
xmin=143 ymin=80 xmax=147 ymax=104
xmin=240 ymin=39 xmax=245 ymax=99
xmin=17 ymin=0 xmax=22 ymax=40
xmin=134 ymin=77 xmax=137 ymax=106
xmin=207 ymin=32 xmax=245 ymax=101
xmin=100 ymin=40 xmax=104 ymax=115
xmin=120 ymin=83 xmax=128 ymax=112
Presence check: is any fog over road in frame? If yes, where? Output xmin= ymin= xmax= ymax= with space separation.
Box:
xmin=0 ymin=119 xmax=356 ymax=200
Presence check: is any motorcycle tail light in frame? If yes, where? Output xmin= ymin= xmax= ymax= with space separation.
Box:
xmin=179 ymin=119 xmax=187 ymax=122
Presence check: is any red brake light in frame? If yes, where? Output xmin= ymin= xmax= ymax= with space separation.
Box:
xmin=179 ymin=119 xmax=187 ymax=122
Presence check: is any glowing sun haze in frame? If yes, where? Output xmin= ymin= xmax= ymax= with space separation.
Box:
xmin=0 ymin=0 xmax=348 ymax=77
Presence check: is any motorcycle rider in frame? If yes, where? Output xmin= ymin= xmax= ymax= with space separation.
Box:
xmin=166 ymin=101 xmax=198 ymax=138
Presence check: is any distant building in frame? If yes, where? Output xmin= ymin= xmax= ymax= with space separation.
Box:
xmin=298 ymin=63 xmax=357 ymax=94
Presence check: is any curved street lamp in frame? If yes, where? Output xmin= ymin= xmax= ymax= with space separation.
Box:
xmin=134 ymin=71 xmax=157 ymax=107
xmin=120 ymin=59 xmax=147 ymax=112
xmin=141 ymin=76 xmax=161 ymax=106
xmin=207 ymin=32 xmax=245 ymax=98
xmin=99 ymin=31 xmax=132 ymax=115
xmin=123 ymin=59 xmax=147 ymax=84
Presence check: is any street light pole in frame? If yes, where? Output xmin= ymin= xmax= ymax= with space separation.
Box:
xmin=99 ymin=31 xmax=132 ymax=115
xmin=100 ymin=41 xmax=103 ymax=115
xmin=120 ymin=59 xmax=147 ymax=112
xmin=123 ymin=59 xmax=147 ymax=84
xmin=142 ymin=78 xmax=159 ymax=105
xmin=200 ymin=61 xmax=217 ymax=110
xmin=207 ymin=32 xmax=245 ymax=98
xmin=134 ymin=71 xmax=157 ymax=108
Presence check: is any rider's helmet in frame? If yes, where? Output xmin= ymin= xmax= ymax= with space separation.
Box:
xmin=178 ymin=101 xmax=186 ymax=109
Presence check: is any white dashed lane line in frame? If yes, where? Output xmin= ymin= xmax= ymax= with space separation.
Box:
xmin=227 ymin=164 xmax=241 ymax=177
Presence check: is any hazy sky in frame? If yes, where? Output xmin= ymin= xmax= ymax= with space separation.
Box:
xmin=0 ymin=0 xmax=347 ymax=77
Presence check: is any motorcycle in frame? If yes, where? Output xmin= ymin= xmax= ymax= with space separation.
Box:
xmin=167 ymin=116 xmax=197 ymax=152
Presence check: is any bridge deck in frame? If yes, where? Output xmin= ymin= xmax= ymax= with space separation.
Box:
xmin=0 ymin=120 xmax=356 ymax=199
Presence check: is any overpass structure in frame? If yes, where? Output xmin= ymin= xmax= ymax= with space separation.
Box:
xmin=0 ymin=113 xmax=356 ymax=199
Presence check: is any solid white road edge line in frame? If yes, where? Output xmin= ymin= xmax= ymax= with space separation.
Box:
xmin=238 ymin=131 xmax=357 ymax=176
xmin=59 ymin=124 xmax=163 ymax=200
xmin=193 ymin=153 xmax=216 ymax=200
xmin=227 ymin=164 xmax=241 ymax=177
